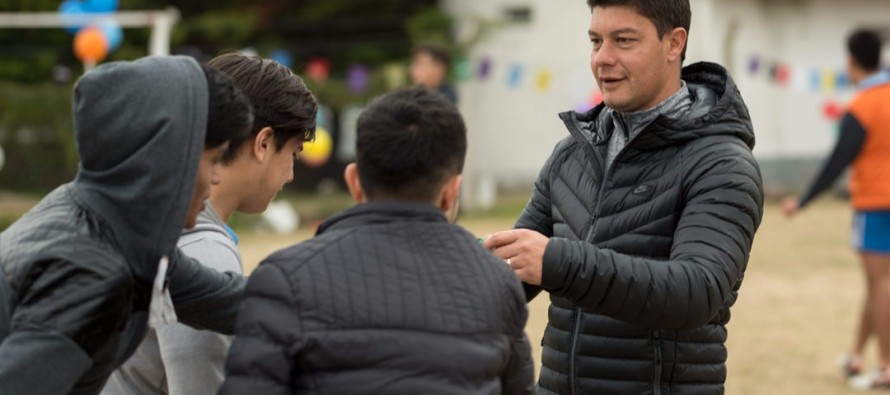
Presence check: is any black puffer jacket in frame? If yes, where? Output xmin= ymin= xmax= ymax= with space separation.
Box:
xmin=518 ymin=62 xmax=763 ymax=395
xmin=219 ymin=202 xmax=535 ymax=395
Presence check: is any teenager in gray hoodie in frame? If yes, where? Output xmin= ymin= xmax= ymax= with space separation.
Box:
xmin=104 ymin=52 xmax=318 ymax=395
xmin=0 ymin=55 xmax=252 ymax=395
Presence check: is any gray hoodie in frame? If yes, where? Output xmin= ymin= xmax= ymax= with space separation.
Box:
xmin=0 ymin=56 xmax=244 ymax=395
xmin=103 ymin=202 xmax=243 ymax=395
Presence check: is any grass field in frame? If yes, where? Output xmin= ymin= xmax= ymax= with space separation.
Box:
xmin=237 ymin=198 xmax=880 ymax=394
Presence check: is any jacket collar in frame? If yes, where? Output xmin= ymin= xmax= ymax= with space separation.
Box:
xmin=316 ymin=201 xmax=447 ymax=236
xmin=559 ymin=61 xmax=755 ymax=152
xmin=598 ymin=81 xmax=693 ymax=145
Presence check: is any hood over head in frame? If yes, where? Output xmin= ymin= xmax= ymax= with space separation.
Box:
xmin=72 ymin=55 xmax=207 ymax=282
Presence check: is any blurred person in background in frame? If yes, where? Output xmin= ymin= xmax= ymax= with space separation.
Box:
xmin=0 ymin=56 xmax=252 ymax=395
xmin=782 ymin=29 xmax=890 ymax=390
xmin=103 ymin=52 xmax=318 ymax=395
xmin=219 ymin=87 xmax=534 ymax=395
xmin=410 ymin=43 xmax=458 ymax=104
xmin=483 ymin=0 xmax=764 ymax=393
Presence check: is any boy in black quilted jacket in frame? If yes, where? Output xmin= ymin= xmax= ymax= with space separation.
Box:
xmin=220 ymin=87 xmax=535 ymax=395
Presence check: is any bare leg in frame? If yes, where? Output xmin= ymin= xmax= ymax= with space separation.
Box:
xmin=850 ymin=255 xmax=875 ymax=370
xmin=862 ymin=253 xmax=890 ymax=378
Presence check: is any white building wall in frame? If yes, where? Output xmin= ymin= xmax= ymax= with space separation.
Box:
xmin=444 ymin=0 xmax=890 ymax=204
xmin=443 ymin=0 xmax=594 ymax=207
xmin=692 ymin=0 xmax=889 ymax=159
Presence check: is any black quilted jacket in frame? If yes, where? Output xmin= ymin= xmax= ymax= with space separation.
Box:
xmin=219 ymin=202 xmax=535 ymax=395
xmin=518 ymin=62 xmax=764 ymax=395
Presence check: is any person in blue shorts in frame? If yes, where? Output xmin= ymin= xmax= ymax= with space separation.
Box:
xmin=783 ymin=29 xmax=890 ymax=390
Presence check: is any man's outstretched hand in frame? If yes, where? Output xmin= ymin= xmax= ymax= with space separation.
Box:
xmin=483 ymin=229 xmax=549 ymax=286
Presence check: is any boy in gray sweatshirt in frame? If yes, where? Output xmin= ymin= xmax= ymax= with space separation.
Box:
xmin=103 ymin=53 xmax=318 ymax=395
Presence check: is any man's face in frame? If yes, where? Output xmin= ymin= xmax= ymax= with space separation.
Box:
xmin=589 ymin=6 xmax=679 ymax=112
xmin=410 ymin=52 xmax=446 ymax=88
xmin=186 ymin=143 xmax=227 ymax=228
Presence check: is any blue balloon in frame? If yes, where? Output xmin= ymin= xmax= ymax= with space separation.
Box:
xmin=59 ymin=0 xmax=87 ymax=35
xmin=83 ymin=0 xmax=118 ymax=13
xmin=99 ymin=19 xmax=123 ymax=51
xmin=270 ymin=49 xmax=293 ymax=69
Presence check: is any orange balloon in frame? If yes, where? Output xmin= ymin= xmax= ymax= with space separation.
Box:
xmin=74 ymin=27 xmax=109 ymax=63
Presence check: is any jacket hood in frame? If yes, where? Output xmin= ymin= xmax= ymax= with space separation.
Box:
xmin=71 ymin=56 xmax=207 ymax=282
xmin=562 ymin=62 xmax=755 ymax=150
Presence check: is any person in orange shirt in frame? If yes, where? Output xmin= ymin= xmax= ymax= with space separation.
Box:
xmin=783 ymin=29 xmax=890 ymax=390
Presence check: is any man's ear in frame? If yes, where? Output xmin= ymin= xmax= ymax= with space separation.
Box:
xmin=438 ymin=174 xmax=462 ymax=215
xmin=343 ymin=163 xmax=365 ymax=203
xmin=252 ymin=127 xmax=275 ymax=162
xmin=666 ymin=27 xmax=688 ymax=63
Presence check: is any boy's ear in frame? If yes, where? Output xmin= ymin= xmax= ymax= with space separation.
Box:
xmin=253 ymin=127 xmax=275 ymax=162
xmin=344 ymin=163 xmax=365 ymax=203
xmin=439 ymin=174 xmax=462 ymax=218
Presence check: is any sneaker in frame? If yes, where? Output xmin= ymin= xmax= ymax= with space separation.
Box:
xmin=838 ymin=355 xmax=864 ymax=378
xmin=849 ymin=369 xmax=890 ymax=391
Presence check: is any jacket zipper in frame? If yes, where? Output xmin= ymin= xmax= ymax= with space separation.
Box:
xmin=568 ymin=307 xmax=583 ymax=395
xmin=607 ymin=143 xmax=667 ymax=394
xmin=653 ymin=330 xmax=663 ymax=395
xmin=602 ymin=128 xmax=667 ymax=394
xmin=569 ymin=158 xmax=612 ymax=395
xmin=565 ymin=113 xmax=641 ymax=395
xmin=569 ymin=119 xmax=648 ymax=395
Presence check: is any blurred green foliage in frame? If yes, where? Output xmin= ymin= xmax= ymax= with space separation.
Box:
xmin=0 ymin=0 xmax=450 ymax=83
xmin=406 ymin=7 xmax=454 ymax=49
xmin=0 ymin=81 xmax=77 ymax=191
xmin=0 ymin=0 xmax=455 ymax=192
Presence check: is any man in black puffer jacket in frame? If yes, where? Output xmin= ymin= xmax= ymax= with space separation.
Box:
xmin=484 ymin=1 xmax=764 ymax=394
xmin=219 ymin=87 xmax=535 ymax=395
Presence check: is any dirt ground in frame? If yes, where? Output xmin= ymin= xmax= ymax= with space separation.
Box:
xmin=236 ymin=199 xmax=885 ymax=394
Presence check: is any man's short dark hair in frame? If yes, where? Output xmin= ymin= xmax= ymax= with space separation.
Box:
xmin=847 ymin=29 xmax=883 ymax=72
xmin=356 ymin=86 xmax=466 ymax=202
xmin=201 ymin=63 xmax=253 ymax=149
xmin=208 ymin=52 xmax=318 ymax=163
xmin=412 ymin=43 xmax=452 ymax=70
xmin=587 ymin=0 xmax=691 ymax=61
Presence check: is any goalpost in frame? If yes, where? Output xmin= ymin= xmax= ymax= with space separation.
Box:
xmin=0 ymin=8 xmax=179 ymax=173
xmin=0 ymin=7 xmax=180 ymax=57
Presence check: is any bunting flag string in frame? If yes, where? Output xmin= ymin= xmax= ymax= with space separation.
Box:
xmin=746 ymin=54 xmax=854 ymax=94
